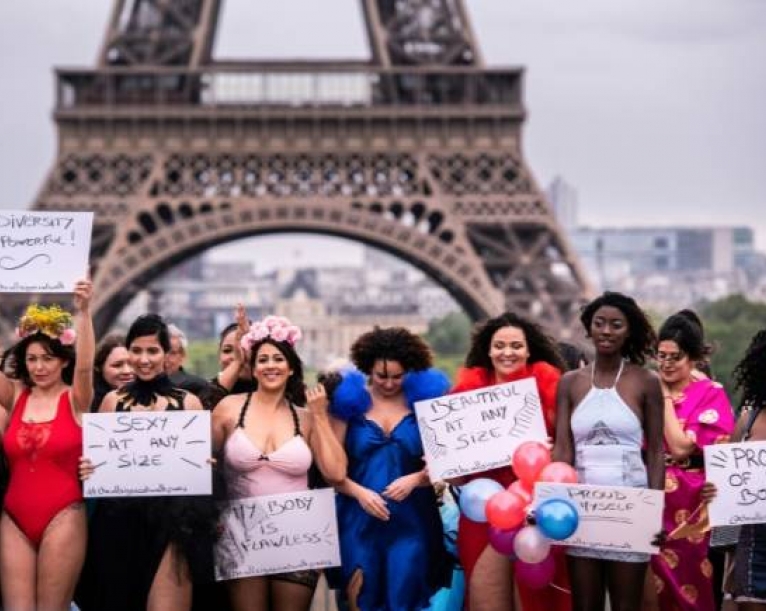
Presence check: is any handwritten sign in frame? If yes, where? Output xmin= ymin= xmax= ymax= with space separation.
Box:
xmin=0 ymin=210 xmax=93 ymax=293
xmin=414 ymin=378 xmax=547 ymax=481
xmin=705 ymin=441 xmax=766 ymax=526
xmin=535 ymin=483 xmax=664 ymax=555
xmin=82 ymin=411 xmax=212 ymax=497
xmin=215 ymin=489 xmax=341 ymax=580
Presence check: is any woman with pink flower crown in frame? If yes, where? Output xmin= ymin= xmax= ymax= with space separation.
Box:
xmin=0 ymin=279 xmax=94 ymax=611
xmin=212 ymin=315 xmax=347 ymax=611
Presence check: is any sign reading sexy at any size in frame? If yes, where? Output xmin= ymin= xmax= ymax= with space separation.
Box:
xmin=83 ymin=411 xmax=212 ymax=497
xmin=215 ymin=489 xmax=341 ymax=581
xmin=414 ymin=378 xmax=548 ymax=481
xmin=705 ymin=441 xmax=766 ymax=526
xmin=0 ymin=211 xmax=93 ymax=293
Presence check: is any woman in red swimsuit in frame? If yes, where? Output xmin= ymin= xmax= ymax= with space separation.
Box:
xmin=451 ymin=312 xmax=571 ymax=611
xmin=0 ymin=279 xmax=94 ymax=611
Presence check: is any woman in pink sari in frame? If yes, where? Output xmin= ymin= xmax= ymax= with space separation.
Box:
xmin=651 ymin=312 xmax=735 ymax=611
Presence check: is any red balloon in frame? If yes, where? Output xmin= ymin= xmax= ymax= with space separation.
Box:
xmin=512 ymin=441 xmax=551 ymax=485
xmin=538 ymin=462 xmax=578 ymax=484
xmin=508 ymin=480 xmax=533 ymax=506
xmin=486 ymin=491 xmax=527 ymax=530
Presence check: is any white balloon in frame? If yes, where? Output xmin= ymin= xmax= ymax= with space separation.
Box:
xmin=513 ymin=525 xmax=551 ymax=564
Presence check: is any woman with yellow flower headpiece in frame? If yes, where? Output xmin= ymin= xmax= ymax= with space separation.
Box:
xmin=0 ymin=278 xmax=94 ymax=610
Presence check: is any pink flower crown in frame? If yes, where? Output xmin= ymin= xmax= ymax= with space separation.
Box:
xmin=240 ymin=315 xmax=302 ymax=352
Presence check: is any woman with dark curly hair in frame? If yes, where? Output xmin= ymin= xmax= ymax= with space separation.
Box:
xmin=647 ymin=312 xmax=734 ymax=611
xmin=325 ymin=326 xmax=451 ymax=611
xmin=553 ymin=292 xmax=664 ymax=611
xmin=451 ymin=311 xmax=569 ymax=611
xmin=212 ymin=315 xmax=346 ymax=611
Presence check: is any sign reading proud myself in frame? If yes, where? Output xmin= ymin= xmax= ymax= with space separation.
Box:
xmin=535 ymin=483 xmax=664 ymax=555
xmin=414 ymin=378 xmax=548 ymax=481
xmin=215 ymin=488 xmax=341 ymax=580
xmin=0 ymin=210 xmax=93 ymax=293
xmin=705 ymin=440 xmax=766 ymax=527
xmin=83 ymin=411 xmax=212 ymax=497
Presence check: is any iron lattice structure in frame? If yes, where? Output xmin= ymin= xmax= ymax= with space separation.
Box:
xmin=27 ymin=0 xmax=592 ymax=337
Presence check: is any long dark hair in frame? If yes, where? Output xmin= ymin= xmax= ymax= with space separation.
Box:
xmin=733 ymin=330 xmax=766 ymax=411
xmin=4 ymin=333 xmax=75 ymax=387
xmin=249 ymin=338 xmax=306 ymax=405
xmin=465 ymin=311 xmax=564 ymax=371
xmin=580 ymin=292 xmax=656 ymax=366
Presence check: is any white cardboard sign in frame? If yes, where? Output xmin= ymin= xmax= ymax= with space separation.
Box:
xmin=214 ymin=489 xmax=341 ymax=580
xmin=0 ymin=210 xmax=93 ymax=292
xmin=83 ymin=411 xmax=212 ymax=497
xmin=534 ymin=483 xmax=664 ymax=555
xmin=705 ymin=441 xmax=766 ymax=526
xmin=414 ymin=378 xmax=548 ymax=482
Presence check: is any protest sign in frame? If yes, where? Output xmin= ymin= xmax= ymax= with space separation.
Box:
xmin=705 ymin=441 xmax=766 ymax=526
xmin=414 ymin=378 xmax=548 ymax=481
xmin=83 ymin=411 xmax=212 ymax=497
xmin=215 ymin=488 xmax=341 ymax=580
xmin=0 ymin=210 xmax=93 ymax=292
xmin=535 ymin=483 xmax=664 ymax=555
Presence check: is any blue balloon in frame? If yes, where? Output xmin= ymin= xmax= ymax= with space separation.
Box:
xmin=459 ymin=479 xmax=504 ymax=522
xmin=536 ymin=498 xmax=579 ymax=540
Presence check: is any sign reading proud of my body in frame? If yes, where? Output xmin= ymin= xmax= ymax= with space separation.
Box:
xmin=83 ymin=411 xmax=212 ymax=497
xmin=0 ymin=210 xmax=93 ymax=293
xmin=535 ymin=483 xmax=664 ymax=555
xmin=215 ymin=488 xmax=341 ymax=581
xmin=414 ymin=378 xmax=547 ymax=481
xmin=705 ymin=441 xmax=766 ymax=526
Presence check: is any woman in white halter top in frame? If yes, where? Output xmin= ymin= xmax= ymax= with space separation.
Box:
xmin=554 ymin=292 xmax=665 ymax=611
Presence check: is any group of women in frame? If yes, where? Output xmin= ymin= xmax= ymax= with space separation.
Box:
xmin=0 ymin=279 xmax=764 ymax=611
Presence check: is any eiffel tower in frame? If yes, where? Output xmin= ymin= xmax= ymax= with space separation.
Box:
xmin=28 ymin=0 xmax=592 ymax=337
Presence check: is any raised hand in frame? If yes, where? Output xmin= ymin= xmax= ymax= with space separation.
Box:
xmin=72 ymin=278 xmax=93 ymax=313
xmin=306 ymin=384 xmax=329 ymax=416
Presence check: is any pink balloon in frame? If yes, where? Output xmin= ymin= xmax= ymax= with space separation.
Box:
xmin=512 ymin=441 xmax=551 ymax=485
xmin=488 ymin=525 xmax=520 ymax=557
xmin=538 ymin=461 xmax=578 ymax=484
xmin=513 ymin=525 xmax=551 ymax=564
xmin=508 ymin=480 xmax=533 ymax=506
xmin=486 ymin=491 xmax=527 ymax=531
xmin=515 ymin=554 xmax=556 ymax=589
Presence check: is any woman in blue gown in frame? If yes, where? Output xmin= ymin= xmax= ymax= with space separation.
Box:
xmin=325 ymin=327 xmax=451 ymax=611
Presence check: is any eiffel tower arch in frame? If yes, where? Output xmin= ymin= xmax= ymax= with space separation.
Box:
xmin=31 ymin=0 xmax=592 ymax=337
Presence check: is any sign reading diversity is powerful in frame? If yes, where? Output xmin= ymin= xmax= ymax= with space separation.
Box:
xmin=0 ymin=210 xmax=93 ymax=292
xmin=705 ymin=441 xmax=766 ymax=526
xmin=83 ymin=411 xmax=212 ymax=497
xmin=535 ymin=483 xmax=664 ymax=555
xmin=215 ymin=489 xmax=341 ymax=580
xmin=414 ymin=378 xmax=548 ymax=481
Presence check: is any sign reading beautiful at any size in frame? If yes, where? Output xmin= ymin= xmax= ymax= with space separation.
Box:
xmin=215 ymin=489 xmax=341 ymax=580
xmin=705 ymin=441 xmax=766 ymax=526
xmin=414 ymin=378 xmax=548 ymax=481
xmin=534 ymin=483 xmax=665 ymax=555
xmin=82 ymin=411 xmax=212 ymax=497
xmin=0 ymin=210 xmax=93 ymax=293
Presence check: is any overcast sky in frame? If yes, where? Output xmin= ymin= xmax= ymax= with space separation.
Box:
xmin=0 ymin=0 xmax=764 ymax=265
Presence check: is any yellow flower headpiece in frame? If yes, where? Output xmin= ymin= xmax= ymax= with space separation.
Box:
xmin=17 ymin=304 xmax=76 ymax=345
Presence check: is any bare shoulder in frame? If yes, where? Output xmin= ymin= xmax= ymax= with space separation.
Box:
xmin=626 ymin=363 xmax=660 ymax=385
xmin=213 ymin=394 xmax=245 ymax=420
xmin=99 ymin=390 xmax=119 ymax=413
xmin=182 ymin=392 xmax=203 ymax=411
xmin=561 ymin=366 xmax=590 ymax=392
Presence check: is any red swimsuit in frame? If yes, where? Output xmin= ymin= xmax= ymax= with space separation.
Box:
xmin=3 ymin=389 xmax=83 ymax=548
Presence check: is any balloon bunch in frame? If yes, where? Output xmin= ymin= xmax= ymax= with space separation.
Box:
xmin=458 ymin=442 xmax=580 ymax=589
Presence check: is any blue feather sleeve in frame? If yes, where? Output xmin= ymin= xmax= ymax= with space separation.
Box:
xmin=328 ymin=369 xmax=372 ymax=421
xmin=403 ymin=368 xmax=451 ymax=409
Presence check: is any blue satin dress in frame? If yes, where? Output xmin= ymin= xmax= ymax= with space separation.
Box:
xmin=336 ymin=413 xmax=449 ymax=611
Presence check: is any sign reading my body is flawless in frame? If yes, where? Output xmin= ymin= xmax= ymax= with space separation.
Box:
xmin=414 ymin=378 xmax=548 ymax=481
xmin=82 ymin=411 xmax=212 ymax=497
xmin=215 ymin=488 xmax=341 ymax=580
xmin=534 ymin=483 xmax=664 ymax=555
xmin=705 ymin=441 xmax=766 ymax=526
xmin=0 ymin=210 xmax=93 ymax=293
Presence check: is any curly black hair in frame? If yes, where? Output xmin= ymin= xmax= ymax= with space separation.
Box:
xmin=658 ymin=312 xmax=706 ymax=362
xmin=465 ymin=311 xmax=564 ymax=371
xmin=350 ymin=327 xmax=433 ymax=374
xmin=4 ymin=333 xmax=75 ymax=387
xmin=248 ymin=338 xmax=306 ymax=405
xmin=580 ymin=292 xmax=656 ymax=366
xmin=733 ymin=329 xmax=766 ymax=411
